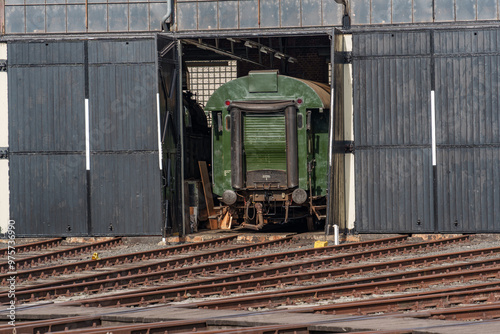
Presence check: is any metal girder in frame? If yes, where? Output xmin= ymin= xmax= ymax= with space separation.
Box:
xmin=182 ymin=39 xmax=266 ymax=67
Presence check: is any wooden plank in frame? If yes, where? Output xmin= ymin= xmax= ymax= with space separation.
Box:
xmin=198 ymin=161 xmax=218 ymax=229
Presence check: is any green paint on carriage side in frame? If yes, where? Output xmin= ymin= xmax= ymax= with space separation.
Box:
xmin=205 ymin=72 xmax=330 ymax=199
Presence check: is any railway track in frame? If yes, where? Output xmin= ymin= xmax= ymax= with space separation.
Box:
xmin=62 ymin=241 xmax=500 ymax=308
xmin=4 ymin=306 xmax=500 ymax=334
xmin=0 ymin=238 xmax=63 ymax=257
xmin=0 ymin=237 xmax=123 ymax=272
xmin=3 ymin=234 xmax=500 ymax=333
xmin=4 ymin=235 xmax=472 ymax=307
xmin=9 ymin=235 xmax=470 ymax=306
xmin=3 ymin=235 xmax=407 ymax=303
xmin=0 ymin=235 xmax=240 ymax=285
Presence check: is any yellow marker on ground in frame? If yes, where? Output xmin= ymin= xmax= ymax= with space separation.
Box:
xmin=314 ymin=240 xmax=328 ymax=248
xmin=92 ymin=252 xmax=100 ymax=260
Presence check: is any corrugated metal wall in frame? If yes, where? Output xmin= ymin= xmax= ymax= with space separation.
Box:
xmin=353 ymin=31 xmax=434 ymax=233
xmin=90 ymin=154 xmax=162 ymax=235
xmin=434 ymin=29 xmax=500 ymax=232
xmin=8 ymin=41 xmax=88 ymax=236
xmin=88 ymin=39 xmax=162 ymax=235
xmin=9 ymin=155 xmax=88 ymax=236
xmin=8 ymin=43 xmax=86 ymax=153
xmin=8 ymin=39 xmax=164 ymax=236
xmin=353 ymin=28 xmax=500 ymax=233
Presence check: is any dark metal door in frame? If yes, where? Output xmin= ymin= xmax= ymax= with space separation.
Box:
xmin=352 ymin=31 xmax=435 ymax=233
xmin=353 ymin=28 xmax=500 ymax=233
xmin=88 ymin=39 xmax=162 ymax=235
xmin=8 ymin=41 xmax=88 ymax=236
xmin=433 ymin=29 xmax=500 ymax=232
xmin=8 ymin=37 xmax=182 ymax=236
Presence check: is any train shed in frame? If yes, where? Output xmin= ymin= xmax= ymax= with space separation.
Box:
xmin=0 ymin=1 xmax=499 ymax=236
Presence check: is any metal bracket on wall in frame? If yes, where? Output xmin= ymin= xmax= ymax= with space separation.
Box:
xmin=0 ymin=60 xmax=7 ymax=72
xmin=344 ymin=141 xmax=355 ymax=153
xmin=0 ymin=148 xmax=8 ymax=159
xmin=334 ymin=52 xmax=352 ymax=64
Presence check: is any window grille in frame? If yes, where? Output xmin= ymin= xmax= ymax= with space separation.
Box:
xmin=186 ymin=60 xmax=237 ymax=126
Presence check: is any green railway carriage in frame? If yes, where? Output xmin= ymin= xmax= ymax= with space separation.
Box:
xmin=205 ymin=70 xmax=331 ymax=230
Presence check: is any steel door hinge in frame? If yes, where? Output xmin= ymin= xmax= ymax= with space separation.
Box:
xmin=0 ymin=148 xmax=8 ymax=159
xmin=334 ymin=52 xmax=352 ymax=64
xmin=345 ymin=142 xmax=355 ymax=153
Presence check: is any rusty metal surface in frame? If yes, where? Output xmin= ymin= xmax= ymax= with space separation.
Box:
xmin=0 ymin=315 xmax=101 ymax=334
xmin=346 ymin=331 xmax=412 ymax=334
xmin=3 ymin=236 xmax=427 ymax=304
xmin=0 ymin=235 xmax=239 ymax=285
xmin=415 ymin=302 xmax=500 ymax=321
xmin=59 ymin=248 xmax=500 ymax=309
xmin=0 ymin=237 xmax=122 ymax=272
xmin=0 ymin=238 xmax=63 ymax=257
xmin=51 ymin=236 xmax=473 ymax=308
xmin=302 ymin=281 xmax=500 ymax=315
xmin=0 ymin=235 xmax=401 ymax=290
xmin=6 ymin=235 xmax=500 ymax=332
xmin=45 ymin=319 xmax=209 ymax=334
xmin=182 ymin=260 xmax=500 ymax=310
xmin=179 ymin=324 xmax=310 ymax=334
xmin=6 ymin=235 xmax=471 ymax=306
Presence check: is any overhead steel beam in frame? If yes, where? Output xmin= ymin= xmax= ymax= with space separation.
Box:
xmin=182 ymin=39 xmax=266 ymax=67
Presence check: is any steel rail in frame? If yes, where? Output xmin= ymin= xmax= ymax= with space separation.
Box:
xmin=0 ymin=238 xmax=63 ymax=257
xmin=183 ymin=280 xmax=500 ymax=314
xmin=18 ymin=235 xmax=468 ymax=306
xmin=349 ymin=318 xmax=500 ymax=333
xmin=2 ymin=236 xmax=407 ymax=299
xmin=345 ymin=331 xmax=412 ymax=334
xmin=178 ymin=324 xmax=311 ymax=334
xmin=0 ymin=237 xmax=123 ymax=272
xmin=178 ymin=260 xmax=500 ymax=310
xmin=412 ymin=301 xmax=500 ymax=321
xmin=0 ymin=237 xmax=294 ymax=301
xmin=0 ymin=235 xmax=240 ymax=285
xmin=0 ymin=315 xmax=101 ymax=334
xmin=298 ymin=281 xmax=500 ymax=315
xmin=40 ymin=311 xmax=500 ymax=334
xmin=46 ymin=319 xmax=210 ymax=334
xmin=66 ymin=253 xmax=500 ymax=308
xmin=54 ymin=236 xmax=474 ymax=308
xmin=48 ymin=320 xmax=311 ymax=334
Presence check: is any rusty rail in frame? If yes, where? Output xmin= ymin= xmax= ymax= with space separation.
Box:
xmin=68 ymin=252 xmax=500 ymax=308
xmin=0 ymin=238 xmax=63 ymax=257
xmin=0 ymin=235 xmax=240 ymax=285
xmin=300 ymin=281 xmax=500 ymax=315
xmin=47 ymin=320 xmax=311 ymax=334
xmin=45 ymin=319 xmax=209 ymax=334
xmin=183 ymin=280 xmax=500 ymax=315
xmin=0 ymin=237 xmax=123 ymax=272
xmin=2 ymin=235 xmax=406 ymax=299
xmin=0 ymin=315 xmax=101 ymax=334
xmin=413 ymin=301 xmax=500 ymax=321
xmin=178 ymin=324 xmax=311 ymax=334
xmin=345 ymin=331 xmax=413 ymax=334
xmin=181 ymin=260 xmax=500 ymax=310
xmin=47 ymin=236 xmax=473 ymax=308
